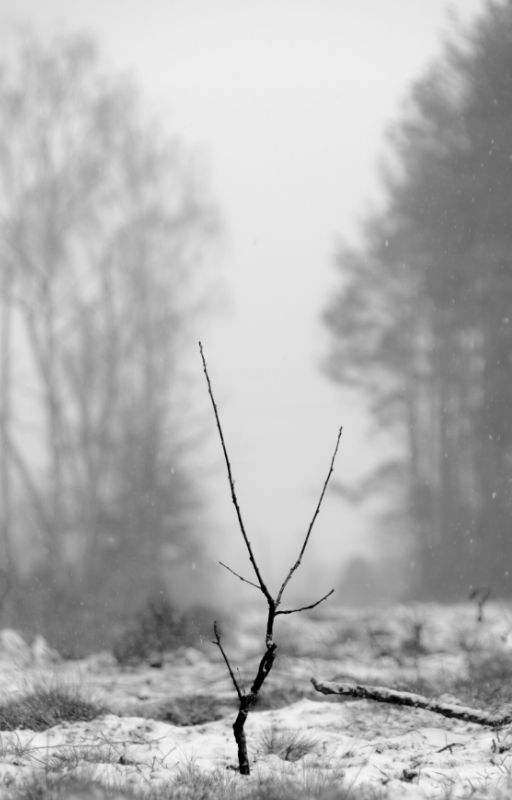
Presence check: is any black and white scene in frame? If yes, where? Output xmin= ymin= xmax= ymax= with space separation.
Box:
xmin=2 ymin=1 xmax=512 ymax=798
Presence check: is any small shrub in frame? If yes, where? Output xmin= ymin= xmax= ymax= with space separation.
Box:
xmin=154 ymin=694 xmax=228 ymax=726
xmin=0 ymin=685 xmax=107 ymax=731
xmin=112 ymin=594 xmax=215 ymax=665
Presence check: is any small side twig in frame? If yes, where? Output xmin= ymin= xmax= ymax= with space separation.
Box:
xmin=311 ymin=678 xmax=512 ymax=728
xmin=276 ymin=588 xmax=335 ymax=616
xmin=218 ymin=561 xmax=260 ymax=590
xmin=275 ymin=426 xmax=342 ymax=607
xmin=212 ymin=621 xmax=242 ymax=700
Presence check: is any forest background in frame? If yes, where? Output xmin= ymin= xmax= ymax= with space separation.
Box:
xmin=0 ymin=1 xmax=510 ymax=651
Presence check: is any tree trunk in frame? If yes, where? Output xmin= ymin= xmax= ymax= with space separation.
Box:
xmin=0 ymin=263 xmax=14 ymax=574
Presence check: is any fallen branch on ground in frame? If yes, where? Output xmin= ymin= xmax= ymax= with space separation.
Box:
xmin=311 ymin=678 xmax=512 ymax=728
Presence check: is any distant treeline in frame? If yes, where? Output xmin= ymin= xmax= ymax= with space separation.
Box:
xmin=325 ymin=1 xmax=512 ymax=598
xmin=0 ymin=32 xmax=219 ymax=648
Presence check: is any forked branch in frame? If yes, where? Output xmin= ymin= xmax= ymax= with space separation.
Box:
xmin=200 ymin=341 xmax=341 ymax=775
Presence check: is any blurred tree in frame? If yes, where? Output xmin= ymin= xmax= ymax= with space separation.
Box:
xmin=0 ymin=261 xmax=14 ymax=577
xmin=325 ymin=0 xmax=512 ymax=598
xmin=0 ymin=32 xmax=218 ymax=640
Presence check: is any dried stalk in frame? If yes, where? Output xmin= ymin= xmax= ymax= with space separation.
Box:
xmin=200 ymin=341 xmax=340 ymax=774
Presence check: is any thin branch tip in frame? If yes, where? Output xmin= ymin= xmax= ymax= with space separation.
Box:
xmin=276 ymin=425 xmax=344 ymax=603
xmin=200 ymin=343 xmax=272 ymax=603
xmin=212 ymin=619 xmax=242 ymax=699
xmin=276 ymin=588 xmax=335 ymax=616
xmin=218 ymin=560 xmax=260 ymax=589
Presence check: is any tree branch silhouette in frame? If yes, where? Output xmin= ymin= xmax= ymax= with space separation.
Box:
xmin=200 ymin=341 xmax=340 ymax=774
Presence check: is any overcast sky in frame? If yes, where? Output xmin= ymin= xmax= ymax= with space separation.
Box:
xmin=0 ymin=1 xmax=487 ymax=600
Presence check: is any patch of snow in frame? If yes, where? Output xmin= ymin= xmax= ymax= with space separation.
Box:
xmin=1 ymin=603 xmax=512 ymax=797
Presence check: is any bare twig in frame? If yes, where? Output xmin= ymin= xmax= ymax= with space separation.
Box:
xmin=276 ymin=588 xmax=335 ymax=616
xmin=276 ymin=426 xmax=342 ymax=605
xmin=311 ymin=679 xmax=512 ymax=728
xmin=212 ymin=621 xmax=243 ymax=700
xmin=437 ymin=742 xmax=464 ymax=754
xmin=218 ymin=561 xmax=260 ymax=590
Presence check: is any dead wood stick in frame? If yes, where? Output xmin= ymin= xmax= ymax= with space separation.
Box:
xmin=311 ymin=678 xmax=512 ymax=728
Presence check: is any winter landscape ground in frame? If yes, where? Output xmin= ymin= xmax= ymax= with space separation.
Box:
xmin=1 ymin=601 xmax=512 ymax=799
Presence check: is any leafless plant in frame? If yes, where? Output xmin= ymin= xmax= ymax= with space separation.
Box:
xmin=199 ymin=341 xmax=341 ymax=775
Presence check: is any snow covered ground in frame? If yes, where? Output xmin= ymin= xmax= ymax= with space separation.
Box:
xmin=2 ymin=601 xmax=512 ymax=798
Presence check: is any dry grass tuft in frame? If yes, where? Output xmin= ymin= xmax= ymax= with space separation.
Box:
xmin=0 ymin=685 xmax=107 ymax=732
xmin=259 ymin=724 xmax=318 ymax=762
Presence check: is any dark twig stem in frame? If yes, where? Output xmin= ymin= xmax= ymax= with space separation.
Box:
xmin=199 ymin=342 xmax=340 ymax=775
xmin=212 ymin=621 xmax=242 ymax=700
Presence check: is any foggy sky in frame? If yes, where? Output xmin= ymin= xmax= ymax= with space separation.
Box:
xmin=0 ymin=1 xmax=487 ymax=600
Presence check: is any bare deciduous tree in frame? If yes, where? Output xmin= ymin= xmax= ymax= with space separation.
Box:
xmin=0 ymin=261 xmax=14 ymax=575
xmin=0 ymin=32 xmax=218 ymax=631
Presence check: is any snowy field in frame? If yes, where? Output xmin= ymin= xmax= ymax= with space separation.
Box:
xmin=2 ymin=601 xmax=512 ymax=798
